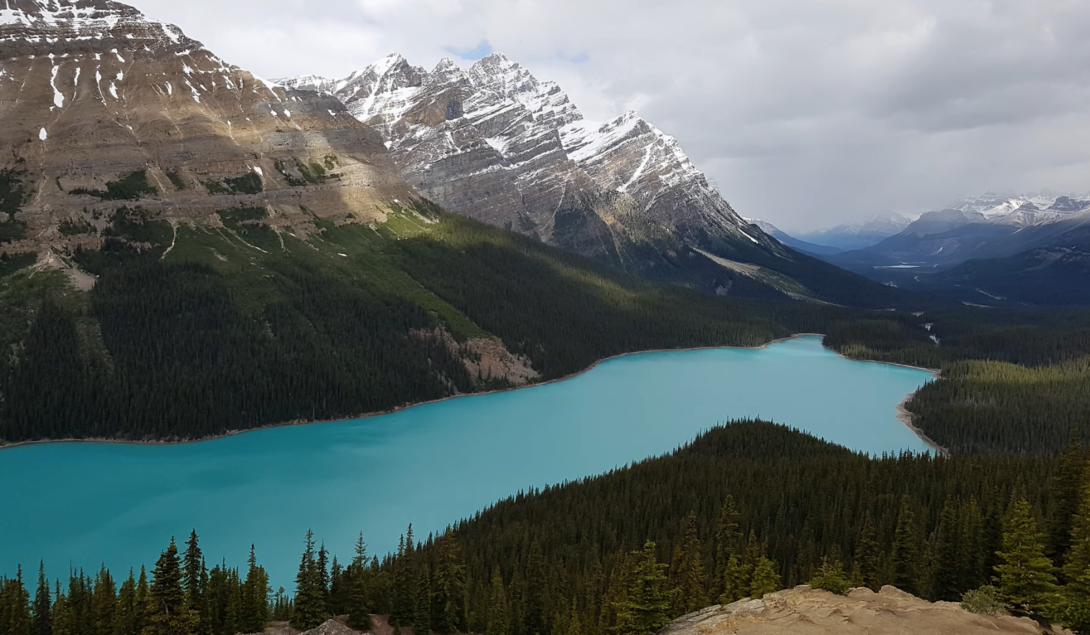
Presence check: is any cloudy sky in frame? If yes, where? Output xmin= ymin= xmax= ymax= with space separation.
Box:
xmin=137 ymin=0 xmax=1090 ymax=231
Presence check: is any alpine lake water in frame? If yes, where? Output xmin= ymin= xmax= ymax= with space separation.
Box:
xmin=0 ymin=335 xmax=933 ymax=588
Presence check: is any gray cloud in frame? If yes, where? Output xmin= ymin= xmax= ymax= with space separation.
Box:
xmin=132 ymin=0 xmax=1090 ymax=230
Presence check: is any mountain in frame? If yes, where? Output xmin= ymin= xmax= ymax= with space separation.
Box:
xmin=797 ymin=213 xmax=912 ymax=251
xmin=746 ymin=218 xmax=844 ymax=256
xmin=281 ymin=54 xmax=903 ymax=306
xmin=0 ymin=0 xmax=417 ymax=253
xmin=0 ymin=0 xmax=912 ymax=445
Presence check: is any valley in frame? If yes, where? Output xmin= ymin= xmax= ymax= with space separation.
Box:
xmin=0 ymin=1 xmax=1089 ymax=635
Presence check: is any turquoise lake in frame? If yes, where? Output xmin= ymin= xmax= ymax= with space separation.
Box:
xmin=0 ymin=335 xmax=933 ymax=588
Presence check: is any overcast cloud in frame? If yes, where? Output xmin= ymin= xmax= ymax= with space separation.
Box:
xmin=135 ymin=0 xmax=1090 ymax=231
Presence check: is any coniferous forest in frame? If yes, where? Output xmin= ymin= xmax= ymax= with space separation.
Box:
xmin=3 ymin=423 xmax=1090 ymax=635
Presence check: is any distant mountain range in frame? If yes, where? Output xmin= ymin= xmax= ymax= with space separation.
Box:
xmin=795 ymin=214 xmax=913 ymax=252
xmin=819 ymin=193 xmax=1090 ymax=306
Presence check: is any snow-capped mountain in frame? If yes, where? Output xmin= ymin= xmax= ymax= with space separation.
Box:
xmin=0 ymin=0 xmax=412 ymax=252
xmin=825 ymin=191 xmax=1090 ymax=273
xmin=282 ymin=52 xmax=772 ymax=267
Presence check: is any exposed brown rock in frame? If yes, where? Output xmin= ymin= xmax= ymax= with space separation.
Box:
xmin=661 ymin=586 xmax=1068 ymax=635
xmin=0 ymin=0 xmax=415 ymax=255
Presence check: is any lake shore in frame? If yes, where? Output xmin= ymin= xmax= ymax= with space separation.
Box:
xmin=0 ymin=333 xmax=940 ymax=453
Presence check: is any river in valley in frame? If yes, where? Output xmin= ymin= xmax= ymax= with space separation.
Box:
xmin=0 ymin=336 xmax=933 ymax=588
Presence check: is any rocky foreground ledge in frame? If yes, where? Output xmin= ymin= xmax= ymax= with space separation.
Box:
xmin=663 ymin=585 xmax=1069 ymax=635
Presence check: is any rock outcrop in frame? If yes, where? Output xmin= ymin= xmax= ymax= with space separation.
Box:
xmin=662 ymin=586 xmax=1067 ymax=635
xmin=0 ymin=0 xmax=414 ymax=254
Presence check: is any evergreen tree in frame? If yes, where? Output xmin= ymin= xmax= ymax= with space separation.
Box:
xmin=889 ymin=498 xmax=920 ymax=595
xmin=809 ymin=555 xmax=850 ymax=595
xmin=240 ymin=546 xmax=268 ymax=634
xmin=716 ymin=555 xmax=746 ymax=605
xmin=345 ymin=534 xmax=371 ymax=630
xmin=391 ymin=531 xmax=414 ymax=629
xmin=316 ymin=543 xmax=330 ymax=610
xmin=673 ymin=513 xmax=707 ymax=614
xmin=485 ymin=568 xmax=507 ymax=635
xmin=181 ymin=532 xmax=208 ymax=635
xmin=144 ymin=538 xmax=196 ymax=635
xmin=749 ymin=557 xmax=780 ymax=600
xmin=522 ymin=544 xmax=546 ymax=635
xmin=856 ymin=513 xmax=881 ymax=591
xmin=90 ymin=565 xmax=115 ymax=635
xmin=1047 ymin=434 xmax=1087 ymax=568
xmin=32 ymin=563 xmax=50 ymax=635
xmin=291 ymin=531 xmax=326 ymax=631
xmin=1 ymin=567 xmax=32 ymax=635
xmin=50 ymin=582 xmax=68 ymax=635
xmin=713 ymin=496 xmax=741 ymax=599
xmin=413 ymin=564 xmax=431 ymax=635
xmin=994 ymin=499 xmax=1058 ymax=616
xmin=116 ymin=571 xmax=138 ymax=635
xmin=433 ymin=533 xmax=467 ymax=634
xmin=612 ymin=542 xmax=672 ymax=635
xmin=933 ymin=500 xmax=963 ymax=601
xmin=1060 ymin=469 xmax=1090 ymax=630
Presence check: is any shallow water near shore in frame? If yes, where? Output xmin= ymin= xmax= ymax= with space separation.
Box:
xmin=0 ymin=335 xmax=932 ymax=588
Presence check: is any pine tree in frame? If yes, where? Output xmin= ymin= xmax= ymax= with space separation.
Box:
xmin=994 ymin=498 xmax=1058 ymax=615
xmin=391 ymin=531 xmax=414 ymax=629
xmin=433 ymin=533 xmax=467 ymax=634
xmin=32 ymin=563 xmax=50 ymax=635
xmin=90 ymin=565 xmax=115 ymax=635
xmin=485 ymin=568 xmax=507 ymax=635
xmin=1060 ymin=468 xmax=1090 ymax=629
xmin=240 ymin=546 xmax=268 ymax=634
xmin=889 ymin=498 xmax=920 ymax=595
xmin=291 ymin=531 xmax=327 ymax=631
xmin=1 ymin=567 xmax=32 ymax=635
xmin=857 ymin=513 xmax=881 ymax=591
xmin=809 ymin=555 xmax=850 ymax=595
xmin=523 ymin=543 xmax=546 ymax=635
xmin=144 ymin=538 xmax=196 ymax=635
xmin=116 ymin=570 xmax=138 ymax=635
xmin=413 ymin=564 xmax=431 ymax=635
xmin=673 ymin=513 xmax=707 ymax=614
xmin=316 ymin=543 xmax=330 ymax=610
xmin=134 ymin=568 xmax=148 ymax=635
xmin=181 ymin=532 xmax=208 ymax=635
xmin=612 ymin=542 xmax=672 ymax=635
xmin=346 ymin=533 xmax=371 ymax=630
xmin=749 ymin=557 xmax=780 ymax=600
xmin=713 ymin=496 xmax=741 ymax=599
xmin=1047 ymin=433 xmax=1087 ymax=568
xmin=933 ymin=499 xmax=963 ymax=601
xmin=717 ymin=556 xmax=746 ymax=605
xmin=50 ymin=582 xmax=68 ymax=635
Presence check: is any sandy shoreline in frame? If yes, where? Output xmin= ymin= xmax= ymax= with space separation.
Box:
xmin=0 ymin=333 xmax=943 ymax=454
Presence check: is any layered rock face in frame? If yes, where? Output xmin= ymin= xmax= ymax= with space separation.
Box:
xmin=0 ymin=0 xmax=414 ymax=252
xmin=282 ymin=53 xmax=775 ymax=267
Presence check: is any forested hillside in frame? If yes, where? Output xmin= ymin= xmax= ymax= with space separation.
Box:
xmin=0 ymin=200 xmax=907 ymax=444
xmin=3 ymin=423 xmax=1088 ymax=635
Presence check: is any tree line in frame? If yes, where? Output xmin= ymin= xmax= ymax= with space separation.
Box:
xmin=4 ymin=423 xmax=1089 ymax=635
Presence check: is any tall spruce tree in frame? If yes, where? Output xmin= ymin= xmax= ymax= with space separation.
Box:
xmin=857 ymin=513 xmax=881 ymax=591
xmin=1060 ymin=468 xmax=1090 ymax=630
xmin=485 ymin=568 xmax=507 ymax=635
xmin=413 ymin=564 xmax=431 ymax=635
xmin=673 ymin=513 xmax=707 ymax=614
xmin=90 ymin=565 xmax=115 ymax=635
xmin=890 ymin=498 xmax=920 ymax=595
xmin=240 ymin=545 xmax=268 ymax=634
xmin=116 ymin=571 xmax=138 ymax=635
xmin=612 ymin=542 xmax=673 ymax=635
xmin=433 ymin=533 xmax=467 ymax=634
xmin=1048 ymin=434 xmax=1087 ymax=568
xmin=144 ymin=538 xmax=195 ymax=635
xmin=32 ymin=563 xmax=50 ymax=635
xmin=749 ymin=557 xmax=781 ymax=600
xmin=994 ymin=498 xmax=1058 ymax=616
xmin=933 ymin=500 xmax=963 ymax=601
xmin=291 ymin=531 xmax=327 ymax=631
xmin=346 ymin=533 xmax=371 ymax=630
xmin=181 ymin=532 xmax=208 ymax=635
xmin=713 ymin=496 xmax=741 ymax=599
